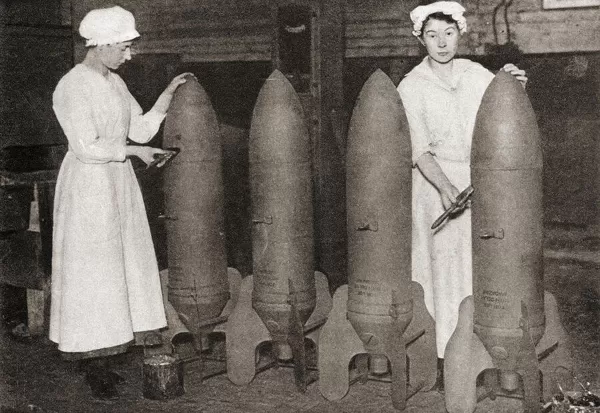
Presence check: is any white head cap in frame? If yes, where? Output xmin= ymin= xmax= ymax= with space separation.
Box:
xmin=410 ymin=1 xmax=467 ymax=37
xmin=79 ymin=6 xmax=140 ymax=47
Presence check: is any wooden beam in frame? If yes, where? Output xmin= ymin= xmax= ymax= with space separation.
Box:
xmin=181 ymin=53 xmax=270 ymax=63
xmin=514 ymin=21 xmax=600 ymax=53
xmin=346 ymin=46 xmax=421 ymax=58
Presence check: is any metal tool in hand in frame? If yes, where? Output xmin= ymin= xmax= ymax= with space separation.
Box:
xmin=147 ymin=147 xmax=180 ymax=169
xmin=431 ymin=185 xmax=474 ymax=230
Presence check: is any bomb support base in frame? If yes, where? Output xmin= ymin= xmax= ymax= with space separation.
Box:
xmin=445 ymin=291 xmax=572 ymax=413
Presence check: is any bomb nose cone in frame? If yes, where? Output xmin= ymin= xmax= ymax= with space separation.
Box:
xmin=262 ymin=69 xmax=289 ymax=88
xmin=253 ymin=69 xmax=299 ymax=113
xmin=359 ymin=68 xmax=397 ymax=99
xmin=472 ymin=70 xmax=542 ymax=170
xmin=170 ymin=76 xmax=212 ymax=112
xmin=347 ymin=69 xmax=410 ymax=160
xmin=164 ymin=76 xmax=219 ymax=155
xmin=250 ymin=70 xmax=309 ymax=163
xmin=354 ymin=69 xmax=398 ymax=111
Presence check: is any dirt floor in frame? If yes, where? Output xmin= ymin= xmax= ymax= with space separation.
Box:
xmin=1 ymin=227 xmax=598 ymax=413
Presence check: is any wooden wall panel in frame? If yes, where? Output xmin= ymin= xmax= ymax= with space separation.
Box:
xmin=345 ymin=0 xmax=419 ymax=57
xmin=344 ymin=0 xmax=600 ymax=57
xmin=72 ymin=0 xmax=419 ymax=60
xmin=71 ymin=0 xmax=600 ymax=61
xmin=72 ymin=0 xmax=275 ymax=62
xmin=466 ymin=0 xmax=600 ymax=54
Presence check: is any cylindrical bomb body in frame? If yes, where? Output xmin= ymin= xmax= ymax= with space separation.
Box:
xmin=346 ymin=70 xmax=413 ymax=372
xmin=249 ymin=70 xmax=316 ymax=359
xmin=471 ymin=71 xmax=544 ymax=387
xmin=163 ymin=76 xmax=230 ymax=336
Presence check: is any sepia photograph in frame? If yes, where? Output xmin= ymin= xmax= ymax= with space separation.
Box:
xmin=0 ymin=0 xmax=598 ymax=412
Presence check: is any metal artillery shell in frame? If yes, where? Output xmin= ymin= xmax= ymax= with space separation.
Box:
xmin=162 ymin=76 xmax=230 ymax=335
xmin=471 ymin=70 xmax=545 ymax=373
xmin=346 ymin=69 xmax=413 ymax=353
xmin=249 ymin=70 xmax=316 ymax=353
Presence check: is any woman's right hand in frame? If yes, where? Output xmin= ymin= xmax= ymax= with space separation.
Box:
xmin=126 ymin=146 xmax=169 ymax=166
xmin=439 ymin=183 xmax=460 ymax=211
xmin=415 ymin=153 xmax=461 ymax=211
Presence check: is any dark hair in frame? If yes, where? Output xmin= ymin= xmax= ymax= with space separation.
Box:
xmin=420 ymin=12 xmax=459 ymax=37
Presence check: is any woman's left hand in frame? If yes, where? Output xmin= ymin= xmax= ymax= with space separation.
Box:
xmin=154 ymin=72 xmax=198 ymax=114
xmin=501 ymin=63 xmax=528 ymax=88
xmin=164 ymin=72 xmax=197 ymax=95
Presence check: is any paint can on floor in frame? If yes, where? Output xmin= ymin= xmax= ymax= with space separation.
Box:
xmin=142 ymin=333 xmax=184 ymax=400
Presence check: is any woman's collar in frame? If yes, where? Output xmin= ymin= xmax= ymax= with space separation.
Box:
xmin=409 ymin=56 xmax=471 ymax=90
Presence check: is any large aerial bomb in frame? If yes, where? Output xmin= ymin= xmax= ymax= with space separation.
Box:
xmin=226 ymin=70 xmax=331 ymax=392
xmin=445 ymin=71 xmax=572 ymax=413
xmin=318 ymin=69 xmax=436 ymax=411
xmin=162 ymin=76 xmax=231 ymax=348
xmin=472 ymin=70 xmax=545 ymax=390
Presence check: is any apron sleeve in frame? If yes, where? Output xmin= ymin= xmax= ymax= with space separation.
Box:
xmin=397 ymin=81 xmax=432 ymax=165
xmin=123 ymin=82 xmax=166 ymax=144
xmin=53 ymin=76 xmax=126 ymax=164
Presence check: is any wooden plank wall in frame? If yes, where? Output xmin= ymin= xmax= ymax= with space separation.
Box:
xmin=71 ymin=0 xmax=600 ymax=61
xmin=72 ymin=0 xmax=419 ymax=60
xmin=345 ymin=0 xmax=600 ymax=57
xmin=72 ymin=0 xmax=274 ymax=62
xmin=344 ymin=0 xmax=420 ymax=57
xmin=469 ymin=0 xmax=600 ymax=54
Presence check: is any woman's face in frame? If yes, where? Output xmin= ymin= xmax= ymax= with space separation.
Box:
xmin=419 ymin=18 xmax=459 ymax=64
xmin=97 ymin=41 xmax=133 ymax=70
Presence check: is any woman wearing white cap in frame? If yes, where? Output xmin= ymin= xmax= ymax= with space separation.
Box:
xmin=397 ymin=1 xmax=527 ymax=391
xmin=50 ymin=6 xmax=192 ymax=399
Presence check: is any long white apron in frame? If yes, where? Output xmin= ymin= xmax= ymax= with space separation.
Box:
xmin=49 ymin=64 xmax=167 ymax=353
xmin=399 ymin=58 xmax=494 ymax=358
xmin=412 ymin=159 xmax=472 ymax=358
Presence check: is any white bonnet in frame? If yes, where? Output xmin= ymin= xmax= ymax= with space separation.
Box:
xmin=79 ymin=6 xmax=140 ymax=47
xmin=410 ymin=1 xmax=467 ymax=37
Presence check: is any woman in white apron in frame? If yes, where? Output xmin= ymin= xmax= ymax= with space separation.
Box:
xmin=50 ymin=6 xmax=192 ymax=400
xmin=397 ymin=1 xmax=527 ymax=391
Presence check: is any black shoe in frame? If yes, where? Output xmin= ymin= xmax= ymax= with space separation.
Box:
xmin=85 ymin=369 xmax=119 ymax=400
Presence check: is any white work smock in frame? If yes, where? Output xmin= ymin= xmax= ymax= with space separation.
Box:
xmin=398 ymin=57 xmax=494 ymax=358
xmin=50 ymin=64 xmax=167 ymax=354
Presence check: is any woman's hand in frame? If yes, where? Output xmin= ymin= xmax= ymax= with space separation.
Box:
xmin=164 ymin=72 xmax=196 ymax=95
xmin=415 ymin=153 xmax=462 ymax=211
xmin=501 ymin=63 xmax=528 ymax=88
xmin=126 ymin=146 xmax=170 ymax=167
xmin=153 ymin=72 xmax=198 ymax=114
xmin=439 ymin=183 xmax=460 ymax=211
